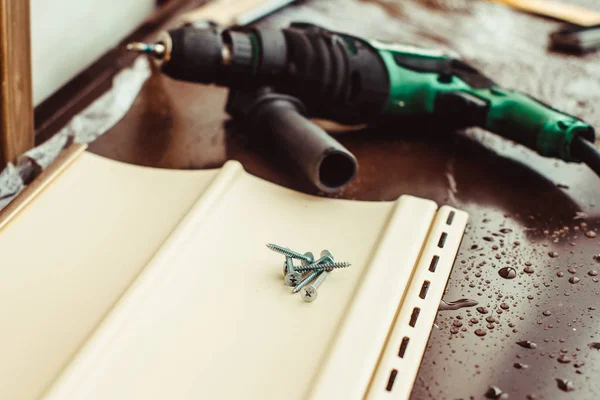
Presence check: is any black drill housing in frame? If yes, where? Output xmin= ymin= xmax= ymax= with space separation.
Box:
xmin=162 ymin=23 xmax=390 ymax=125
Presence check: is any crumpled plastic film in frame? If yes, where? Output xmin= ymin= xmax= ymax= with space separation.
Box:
xmin=0 ymin=57 xmax=151 ymax=213
xmin=0 ymin=164 xmax=25 ymax=210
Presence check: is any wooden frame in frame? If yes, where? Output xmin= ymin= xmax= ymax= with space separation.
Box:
xmin=0 ymin=0 xmax=34 ymax=168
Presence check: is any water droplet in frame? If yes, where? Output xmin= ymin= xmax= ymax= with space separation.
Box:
xmin=453 ymin=320 xmax=463 ymax=327
xmin=516 ymin=340 xmax=537 ymax=349
xmin=543 ymin=310 xmax=552 ymax=316
xmin=585 ymin=231 xmax=596 ymax=238
xmin=556 ymin=271 xmax=564 ymax=277
xmin=450 ymin=327 xmax=459 ymax=334
xmin=557 ymin=355 xmax=572 ymax=364
xmin=498 ymin=267 xmax=517 ymax=279
xmin=500 ymin=303 xmax=509 ymax=310
xmin=486 ymin=316 xmax=496 ymax=323
xmin=513 ymin=362 xmax=528 ymax=369
xmin=475 ymin=328 xmax=487 ymax=337
xmin=487 ymin=323 xmax=495 ymax=329
xmin=483 ymin=236 xmax=493 ymax=242
xmin=524 ymin=266 xmax=535 ymax=274
xmin=574 ymin=361 xmax=585 ymax=368
xmin=556 ymin=378 xmax=575 ymax=392
xmin=527 ymin=295 xmax=534 ymax=300
xmin=568 ymin=267 xmax=577 ymax=274
xmin=589 ymin=342 xmax=600 ymax=350
xmin=549 ymin=251 xmax=559 ymax=258
xmin=568 ymin=276 xmax=580 ymax=284
xmin=439 ymin=298 xmax=479 ymax=311
xmin=476 ymin=307 xmax=489 ymax=314
xmin=588 ymin=270 xmax=598 ymax=276
xmin=485 ymin=386 xmax=503 ymax=399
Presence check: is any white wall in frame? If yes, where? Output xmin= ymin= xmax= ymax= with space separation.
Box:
xmin=30 ymin=0 xmax=156 ymax=105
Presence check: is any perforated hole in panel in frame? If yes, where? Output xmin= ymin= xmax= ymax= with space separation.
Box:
xmin=385 ymin=369 xmax=398 ymax=392
xmin=429 ymin=256 xmax=439 ymax=272
xmin=419 ymin=281 xmax=430 ymax=299
xmin=398 ymin=337 xmax=409 ymax=358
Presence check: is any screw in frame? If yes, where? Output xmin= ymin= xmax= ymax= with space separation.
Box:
xmin=283 ymin=256 xmax=292 ymax=275
xmin=294 ymin=261 xmax=351 ymax=273
xmin=283 ymin=251 xmax=314 ymax=286
xmin=283 ymin=252 xmax=312 ymax=275
xmin=292 ymin=270 xmax=321 ymax=294
xmin=301 ymin=252 xmax=314 ymax=266
xmin=284 ymin=256 xmax=301 ymax=286
xmin=298 ymin=249 xmax=335 ymax=271
xmin=320 ymin=249 xmax=334 ymax=263
xmin=266 ymin=243 xmax=313 ymax=262
xmin=301 ymin=270 xmax=329 ymax=302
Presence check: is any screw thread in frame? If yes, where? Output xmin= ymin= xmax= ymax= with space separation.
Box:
xmin=266 ymin=244 xmax=313 ymax=262
xmin=311 ymin=270 xmax=329 ymax=289
xmin=295 ymin=261 xmax=351 ymax=272
xmin=285 ymin=256 xmax=295 ymax=273
xmin=292 ymin=270 xmax=321 ymax=293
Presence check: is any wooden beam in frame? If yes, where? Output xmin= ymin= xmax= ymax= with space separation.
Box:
xmin=0 ymin=0 xmax=34 ymax=167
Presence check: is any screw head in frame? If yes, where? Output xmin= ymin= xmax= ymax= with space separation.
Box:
xmin=284 ymin=271 xmax=301 ymax=287
xmin=301 ymin=286 xmax=318 ymax=302
xmin=320 ymin=250 xmax=334 ymax=264
xmin=301 ymin=252 xmax=314 ymax=266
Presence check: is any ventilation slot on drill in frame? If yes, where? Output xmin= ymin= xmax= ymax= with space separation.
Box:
xmin=429 ymin=255 xmax=439 ymax=272
xmin=385 ymin=369 xmax=398 ymax=392
xmin=409 ymin=307 xmax=420 ymax=327
xmin=398 ymin=337 xmax=410 ymax=358
xmin=438 ymin=232 xmax=447 ymax=248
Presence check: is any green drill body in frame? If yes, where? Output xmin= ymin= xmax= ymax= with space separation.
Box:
xmin=373 ymin=41 xmax=593 ymax=161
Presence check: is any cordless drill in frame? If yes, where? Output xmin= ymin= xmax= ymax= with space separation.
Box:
xmin=128 ymin=22 xmax=598 ymax=192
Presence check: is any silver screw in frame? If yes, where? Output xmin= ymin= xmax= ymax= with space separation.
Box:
xmin=301 ymin=252 xmax=314 ymax=266
xmin=320 ymin=249 xmax=334 ymax=263
xmin=301 ymin=270 xmax=329 ymax=302
xmin=283 ymin=252 xmax=312 ymax=275
xmin=283 ymin=250 xmax=314 ymax=286
xmin=292 ymin=270 xmax=321 ymax=294
xmin=284 ymin=256 xmax=301 ymax=286
xmin=266 ymin=243 xmax=314 ymax=262
xmin=298 ymin=249 xmax=335 ymax=271
xmin=294 ymin=261 xmax=351 ymax=273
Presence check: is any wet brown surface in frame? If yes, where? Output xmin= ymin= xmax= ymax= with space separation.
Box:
xmin=89 ymin=0 xmax=600 ymax=398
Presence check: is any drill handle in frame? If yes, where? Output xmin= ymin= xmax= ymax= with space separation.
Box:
xmin=226 ymin=87 xmax=357 ymax=192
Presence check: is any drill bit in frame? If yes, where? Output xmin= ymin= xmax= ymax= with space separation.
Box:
xmin=126 ymin=42 xmax=166 ymax=59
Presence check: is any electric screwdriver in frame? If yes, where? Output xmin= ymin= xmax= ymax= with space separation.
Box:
xmin=128 ymin=22 xmax=599 ymax=192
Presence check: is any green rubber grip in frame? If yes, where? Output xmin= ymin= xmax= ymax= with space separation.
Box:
xmin=374 ymin=42 xmax=595 ymax=162
xmin=473 ymin=87 xmax=595 ymax=161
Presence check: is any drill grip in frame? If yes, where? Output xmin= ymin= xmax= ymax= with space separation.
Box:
xmin=481 ymin=89 xmax=595 ymax=161
xmin=226 ymin=87 xmax=357 ymax=192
